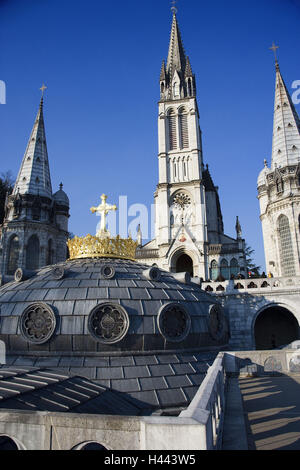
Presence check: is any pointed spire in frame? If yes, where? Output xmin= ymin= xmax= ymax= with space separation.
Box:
xmin=185 ymin=56 xmax=193 ymax=77
xmin=271 ymin=59 xmax=300 ymax=169
xmin=166 ymin=10 xmax=186 ymax=76
xmin=13 ymin=90 xmax=52 ymax=198
xmin=160 ymin=60 xmax=166 ymax=81
xmin=236 ymin=216 xmax=242 ymax=239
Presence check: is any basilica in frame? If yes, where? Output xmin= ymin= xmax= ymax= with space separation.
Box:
xmin=0 ymin=8 xmax=299 ymax=451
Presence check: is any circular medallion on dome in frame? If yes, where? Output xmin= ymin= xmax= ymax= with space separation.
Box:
xmin=20 ymin=303 xmax=56 ymax=344
xmin=100 ymin=264 xmax=115 ymax=279
xmin=208 ymin=304 xmax=225 ymax=340
xmin=157 ymin=302 xmax=191 ymax=342
xmin=88 ymin=303 xmax=129 ymax=344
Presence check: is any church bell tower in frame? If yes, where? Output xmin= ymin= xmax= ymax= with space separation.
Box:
xmin=153 ymin=10 xmax=208 ymax=277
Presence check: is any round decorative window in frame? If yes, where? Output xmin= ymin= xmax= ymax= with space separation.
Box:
xmin=88 ymin=303 xmax=129 ymax=344
xmin=208 ymin=304 xmax=225 ymax=340
xmin=100 ymin=264 xmax=115 ymax=280
xmin=157 ymin=302 xmax=191 ymax=342
xmin=20 ymin=303 xmax=56 ymax=344
xmin=173 ymin=192 xmax=191 ymax=210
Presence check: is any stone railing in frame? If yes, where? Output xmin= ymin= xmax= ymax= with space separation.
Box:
xmin=202 ymin=276 xmax=300 ymax=293
xmin=135 ymin=248 xmax=159 ymax=259
xmin=179 ymin=352 xmax=226 ymax=450
xmin=207 ymin=244 xmax=240 ymax=255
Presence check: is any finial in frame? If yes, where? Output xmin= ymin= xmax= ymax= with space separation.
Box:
xmin=40 ymin=83 xmax=47 ymax=97
xmin=59 ymin=182 xmax=63 ymax=190
xmin=269 ymin=42 xmax=279 ymax=66
xmin=264 ymin=159 xmax=267 ymax=167
xmin=171 ymin=0 xmax=177 ymax=15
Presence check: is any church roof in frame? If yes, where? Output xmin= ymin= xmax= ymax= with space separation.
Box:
xmin=12 ymin=97 xmax=53 ymax=199
xmin=271 ymin=62 xmax=300 ymax=169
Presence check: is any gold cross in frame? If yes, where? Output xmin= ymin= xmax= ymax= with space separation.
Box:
xmin=40 ymin=83 xmax=47 ymax=96
xmin=269 ymin=42 xmax=279 ymax=62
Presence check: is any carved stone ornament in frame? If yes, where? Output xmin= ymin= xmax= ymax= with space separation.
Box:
xmin=208 ymin=304 xmax=225 ymax=340
xmin=88 ymin=303 xmax=129 ymax=344
xmin=20 ymin=303 xmax=56 ymax=344
xmin=157 ymin=302 xmax=191 ymax=342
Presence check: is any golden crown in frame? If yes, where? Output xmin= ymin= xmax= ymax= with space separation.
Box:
xmin=67 ymin=234 xmax=138 ymax=261
xmin=67 ymin=195 xmax=138 ymax=261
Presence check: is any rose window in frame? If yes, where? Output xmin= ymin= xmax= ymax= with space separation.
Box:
xmin=173 ymin=192 xmax=191 ymax=210
xmin=20 ymin=303 xmax=56 ymax=344
xmin=157 ymin=303 xmax=191 ymax=342
xmin=88 ymin=303 xmax=129 ymax=344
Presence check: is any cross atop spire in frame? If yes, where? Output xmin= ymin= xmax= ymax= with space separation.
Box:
xmin=171 ymin=0 xmax=177 ymax=15
xmin=40 ymin=83 xmax=47 ymax=97
xmin=269 ymin=42 xmax=279 ymax=66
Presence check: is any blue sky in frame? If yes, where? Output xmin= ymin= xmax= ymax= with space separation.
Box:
xmin=1 ymin=0 xmax=300 ymax=271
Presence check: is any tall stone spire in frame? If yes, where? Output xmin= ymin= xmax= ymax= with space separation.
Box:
xmin=13 ymin=95 xmax=52 ymax=198
xmin=166 ymin=11 xmax=186 ymax=76
xmin=271 ymin=61 xmax=300 ymax=169
xmin=160 ymin=11 xmax=196 ymax=100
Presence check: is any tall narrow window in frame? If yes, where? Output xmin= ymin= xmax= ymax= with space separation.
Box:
xmin=179 ymin=109 xmax=189 ymax=149
xmin=7 ymin=235 xmax=20 ymax=275
xmin=210 ymin=260 xmax=218 ymax=280
xmin=277 ymin=215 xmax=295 ymax=276
xmin=220 ymin=259 xmax=229 ymax=279
xmin=230 ymin=258 xmax=239 ymax=278
xmin=26 ymin=235 xmax=40 ymax=270
xmin=47 ymin=239 xmax=53 ymax=265
xmin=168 ymin=110 xmax=177 ymax=150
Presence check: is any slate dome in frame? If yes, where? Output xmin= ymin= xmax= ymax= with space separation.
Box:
xmin=53 ymin=184 xmax=69 ymax=207
xmin=0 ymin=257 xmax=229 ymax=412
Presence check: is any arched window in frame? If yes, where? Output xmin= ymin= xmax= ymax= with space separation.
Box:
xmin=7 ymin=235 xmax=20 ymax=275
xmin=161 ymin=82 xmax=164 ymax=94
xmin=168 ymin=110 xmax=177 ymax=150
xmin=230 ymin=258 xmax=239 ymax=278
xmin=47 ymin=239 xmax=53 ymax=265
xmin=210 ymin=260 xmax=218 ymax=280
xmin=220 ymin=259 xmax=229 ymax=279
xmin=277 ymin=214 xmax=295 ymax=276
xmin=179 ymin=108 xmax=189 ymax=149
xmin=26 ymin=235 xmax=40 ymax=270
xmin=183 ymin=160 xmax=187 ymax=179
